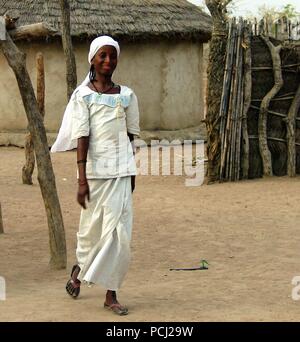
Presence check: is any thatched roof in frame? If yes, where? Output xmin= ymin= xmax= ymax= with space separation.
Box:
xmin=0 ymin=0 xmax=212 ymax=42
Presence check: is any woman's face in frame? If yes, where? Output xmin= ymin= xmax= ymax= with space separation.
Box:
xmin=92 ymin=45 xmax=118 ymax=76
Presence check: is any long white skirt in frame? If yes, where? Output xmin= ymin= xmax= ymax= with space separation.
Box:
xmin=76 ymin=176 xmax=132 ymax=291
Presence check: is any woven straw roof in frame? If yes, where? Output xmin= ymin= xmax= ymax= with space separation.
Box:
xmin=0 ymin=0 xmax=212 ymax=41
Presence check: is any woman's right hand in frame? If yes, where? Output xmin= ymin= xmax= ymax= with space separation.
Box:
xmin=77 ymin=183 xmax=90 ymax=209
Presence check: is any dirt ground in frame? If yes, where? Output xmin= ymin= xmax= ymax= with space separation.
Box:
xmin=1 ymin=146 xmax=300 ymax=322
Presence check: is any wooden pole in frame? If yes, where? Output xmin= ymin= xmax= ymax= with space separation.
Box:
xmin=0 ymin=29 xmax=67 ymax=269
xmin=258 ymin=18 xmax=264 ymax=35
xmin=275 ymin=22 xmax=278 ymax=40
xmin=59 ymin=0 xmax=77 ymax=100
xmin=22 ymin=132 xmax=35 ymax=185
xmin=232 ymin=19 xmax=244 ymax=181
xmin=9 ymin=22 xmax=57 ymax=41
xmin=285 ymin=84 xmax=300 ymax=176
xmin=235 ymin=81 xmax=244 ymax=180
xmin=265 ymin=18 xmax=269 ymax=37
xmin=254 ymin=18 xmax=257 ymax=36
xmin=220 ymin=20 xmax=235 ymax=180
xmin=258 ymin=36 xmax=283 ymax=177
xmin=22 ymin=53 xmax=45 ymax=185
xmin=228 ymin=20 xmax=242 ymax=180
xmin=241 ymin=23 xmax=252 ymax=179
xmin=0 ymin=203 xmax=4 ymax=234
xmin=36 ymin=53 xmax=45 ymax=117
xmin=224 ymin=22 xmax=238 ymax=180
xmin=235 ymin=35 xmax=244 ymax=180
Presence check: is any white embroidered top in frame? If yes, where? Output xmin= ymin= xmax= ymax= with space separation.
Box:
xmin=51 ymin=84 xmax=140 ymax=179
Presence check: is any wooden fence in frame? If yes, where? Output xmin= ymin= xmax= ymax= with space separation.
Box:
xmin=251 ymin=16 xmax=300 ymax=41
xmin=218 ymin=17 xmax=300 ymax=181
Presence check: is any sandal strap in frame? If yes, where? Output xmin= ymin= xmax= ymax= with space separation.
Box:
xmin=104 ymin=302 xmax=128 ymax=312
xmin=68 ymin=279 xmax=81 ymax=288
xmin=109 ymin=303 xmax=123 ymax=309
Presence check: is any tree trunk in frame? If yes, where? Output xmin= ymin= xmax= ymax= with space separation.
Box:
xmin=0 ymin=31 xmax=67 ymax=269
xmin=0 ymin=203 xmax=4 ymax=234
xmin=59 ymin=0 xmax=77 ymax=100
xmin=259 ymin=36 xmax=283 ymax=177
xmin=286 ymin=83 xmax=300 ymax=177
xmin=205 ymin=0 xmax=231 ymax=183
xmin=22 ymin=53 xmax=45 ymax=185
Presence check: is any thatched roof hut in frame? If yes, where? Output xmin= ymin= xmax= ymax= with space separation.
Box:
xmin=1 ymin=0 xmax=212 ymax=41
xmin=0 ymin=0 xmax=211 ymax=146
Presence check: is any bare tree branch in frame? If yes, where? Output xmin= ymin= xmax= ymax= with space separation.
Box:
xmin=0 ymin=27 xmax=67 ymax=269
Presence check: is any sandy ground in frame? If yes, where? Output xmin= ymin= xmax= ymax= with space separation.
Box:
xmin=1 ymin=146 xmax=300 ymax=322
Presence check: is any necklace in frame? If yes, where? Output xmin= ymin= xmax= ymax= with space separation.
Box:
xmin=91 ymin=80 xmax=115 ymax=94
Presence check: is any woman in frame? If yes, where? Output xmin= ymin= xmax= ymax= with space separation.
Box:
xmin=51 ymin=36 xmax=140 ymax=316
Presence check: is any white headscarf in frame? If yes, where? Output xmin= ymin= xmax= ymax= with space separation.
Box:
xmin=81 ymin=35 xmax=120 ymax=86
xmin=51 ymin=36 xmax=120 ymax=152
xmin=88 ymin=35 xmax=120 ymax=64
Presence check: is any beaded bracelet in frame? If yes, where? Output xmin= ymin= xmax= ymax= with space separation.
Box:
xmin=77 ymin=160 xmax=87 ymax=164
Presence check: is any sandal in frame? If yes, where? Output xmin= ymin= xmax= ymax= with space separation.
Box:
xmin=104 ymin=302 xmax=128 ymax=316
xmin=66 ymin=264 xmax=81 ymax=299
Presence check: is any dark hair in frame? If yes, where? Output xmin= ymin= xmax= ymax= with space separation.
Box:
xmin=89 ymin=64 xmax=96 ymax=82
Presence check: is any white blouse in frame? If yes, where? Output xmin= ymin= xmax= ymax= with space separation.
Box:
xmin=51 ymin=84 xmax=140 ymax=179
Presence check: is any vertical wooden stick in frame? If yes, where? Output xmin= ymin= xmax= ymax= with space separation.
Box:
xmin=275 ymin=22 xmax=278 ymax=40
xmin=224 ymin=21 xmax=238 ymax=180
xmin=22 ymin=52 xmax=45 ymax=185
xmin=228 ymin=20 xmax=242 ymax=180
xmin=286 ymin=84 xmax=300 ymax=177
xmin=0 ymin=203 xmax=4 ymax=234
xmin=220 ymin=20 xmax=235 ymax=180
xmin=254 ymin=18 xmax=257 ymax=36
xmin=22 ymin=133 xmax=35 ymax=184
xmin=241 ymin=23 xmax=252 ymax=179
xmin=232 ymin=19 xmax=244 ymax=181
xmin=36 ymin=52 xmax=45 ymax=118
xmin=236 ymin=84 xmax=244 ymax=180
